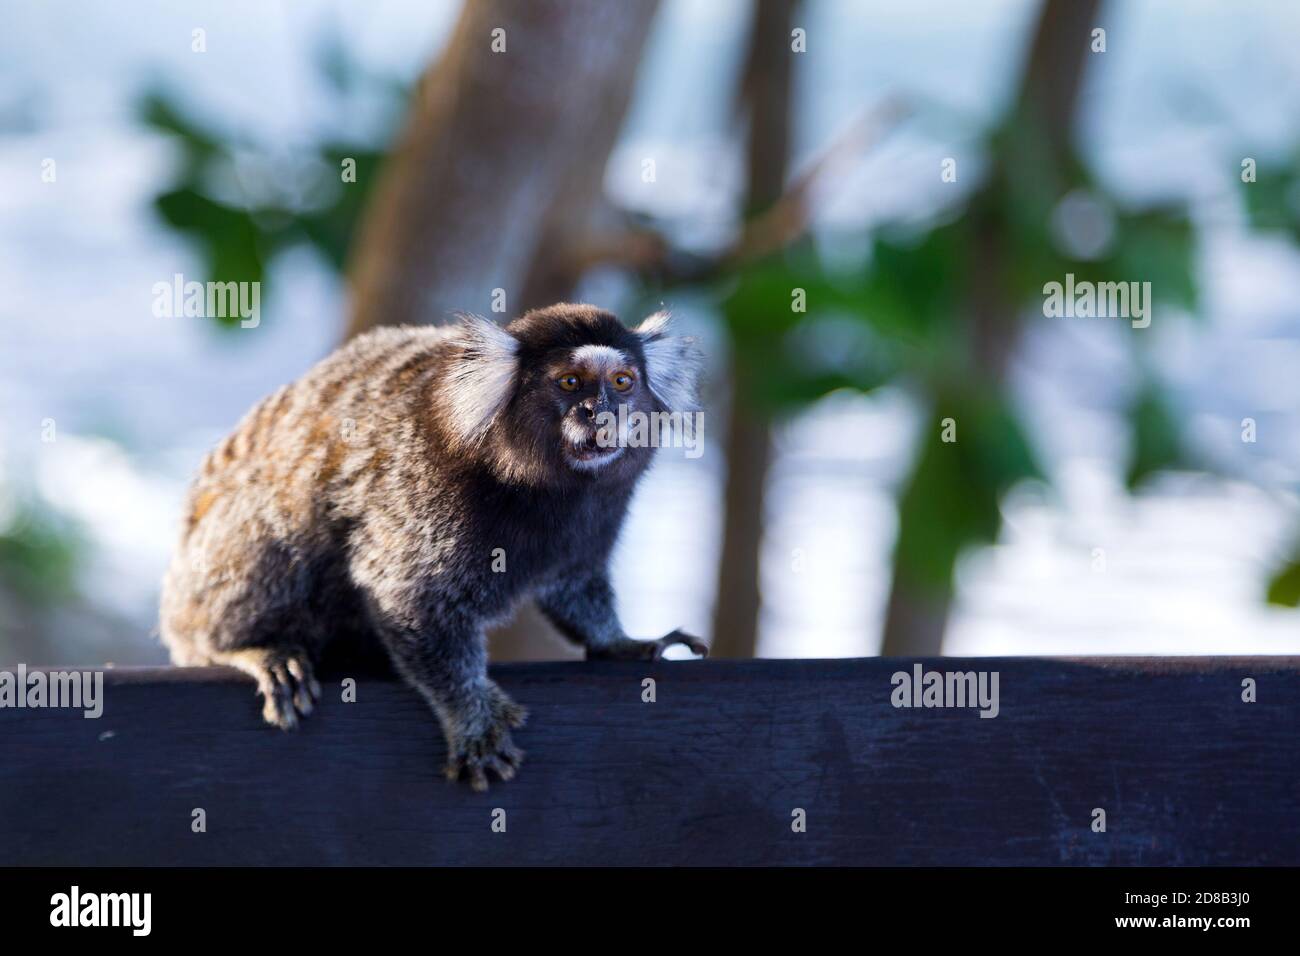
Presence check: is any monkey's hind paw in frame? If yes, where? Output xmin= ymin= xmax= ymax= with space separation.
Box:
xmin=250 ymin=650 xmax=321 ymax=731
xmin=494 ymin=693 xmax=529 ymax=731
xmin=445 ymin=732 xmax=525 ymax=793
xmin=444 ymin=687 xmax=527 ymax=792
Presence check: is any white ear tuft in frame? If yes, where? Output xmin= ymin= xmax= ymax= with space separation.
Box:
xmin=636 ymin=309 xmax=674 ymax=339
xmin=636 ymin=310 xmax=701 ymax=413
xmin=443 ymin=314 xmax=519 ymax=443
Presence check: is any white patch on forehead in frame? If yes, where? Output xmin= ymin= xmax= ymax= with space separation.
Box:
xmin=570 ymin=344 xmax=627 ymax=372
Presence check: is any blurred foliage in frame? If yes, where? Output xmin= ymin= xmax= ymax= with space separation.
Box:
xmin=141 ymin=33 xmax=1244 ymax=608
xmin=1125 ymin=380 xmax=1193 ymax=490
xmin=685 ymin=104 xmax=1201 ymax=593
xmin=719 ymin=245 xmax=902 ymax=410
xmin=1266 ymin=553 xmax=1300 ymax=608
xmin=894 ymin=389 xmax=1044 ymax=594
xmin=1249 ymin=149 xmax=1300 ymax=603
xmin=1241 ymin=150 xmax=1300 ymax=242
xmin=0 ymin=496 xmax=82 ymax=606
xmin=139 ymin=39 xmax=404 ymax=328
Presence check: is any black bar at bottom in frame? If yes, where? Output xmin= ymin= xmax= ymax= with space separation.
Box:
xmin=0 ymin=866 xmax=1283 ymax=940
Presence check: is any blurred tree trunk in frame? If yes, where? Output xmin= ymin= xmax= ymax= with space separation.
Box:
xmin=345 ymin=0 xmax=659 ymax=337
xmin=708 ymin=0 xmax=800 ymax=658
xmin=879 ymin=0 xmax=1101 ymax=656
xmin=344 ymin=0 xmax=659 ymax=660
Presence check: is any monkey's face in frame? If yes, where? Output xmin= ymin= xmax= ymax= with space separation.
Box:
xmin=506 ymin=319 xmax=662 ymax=482
xmin=548 ymin=344 xmax=651 ymax=473
xmin=442 ymin=304 xmax=700 ymax=487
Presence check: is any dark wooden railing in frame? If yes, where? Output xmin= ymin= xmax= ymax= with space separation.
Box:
xmin=1 ymin=657 xmax=1297 ymax=865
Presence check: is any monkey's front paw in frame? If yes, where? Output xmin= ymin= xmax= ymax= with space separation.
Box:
xmin=586 ymin=630 xmax=709 ymax=662
xmin=653 ymin=629 xmax=709 ymax=659
xmin=444 ymin=686 xmax=527 ymax=792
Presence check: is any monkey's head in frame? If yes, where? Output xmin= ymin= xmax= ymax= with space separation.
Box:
xmin=438 ymin=304 xmax=700 ymax=487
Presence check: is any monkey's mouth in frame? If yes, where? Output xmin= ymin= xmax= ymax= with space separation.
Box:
xmin=565 ymin=433 xmax=625 ymax=469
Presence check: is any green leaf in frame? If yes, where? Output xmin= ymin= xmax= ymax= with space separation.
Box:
xmin=0 ymin=499 xmax=82 ymax=605
xmin=857 ymin=220 xmax=968 ymax=346
xmin=139 ymin=93 xmax=225 ymax=166
xmin=1124 ymin=381 xmax=1190 ymax=489
xmin=298 ymin=147 xmax=387 ymax=269
xmin=1240 ymin=160 xmax=1300 ymax=240
xmin=893 ymin=388 xmax=1045 ymax=594
xmin=718 ymin=249 xmax=900 ymax=411
xmin=153 ymin=188 xmax=277 ymax=327
xmin=1265 ymin=554 xmax=1300 ymax=607
xmin=139 ymin=73 xmax=397 ymax=331
xmin=1106 ymin=210 xmax=1197 ymax=314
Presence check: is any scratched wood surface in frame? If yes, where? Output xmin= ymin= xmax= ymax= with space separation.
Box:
xmin=0 ymin=657 xmax=1296 ymax=865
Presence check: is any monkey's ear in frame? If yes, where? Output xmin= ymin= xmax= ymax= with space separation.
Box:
xmin=635 ymin=309 xmax=701 ymax=413
xmin=443 ymin=314 xmax=519 ymax=443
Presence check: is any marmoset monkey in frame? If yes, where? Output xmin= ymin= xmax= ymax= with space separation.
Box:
xmin=160 ymin=303 xmax=706 ymax=790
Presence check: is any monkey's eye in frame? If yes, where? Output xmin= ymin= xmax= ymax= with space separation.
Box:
xmin=610 ymin=370 xmax=636 ymax=392
xmin=557 ymin=373 xmax=582 ymax=392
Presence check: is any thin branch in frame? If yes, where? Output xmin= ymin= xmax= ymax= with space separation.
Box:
xmin=561 ymin=96 xmax=911 ymax=287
